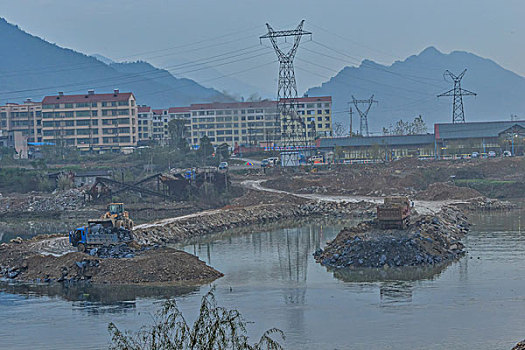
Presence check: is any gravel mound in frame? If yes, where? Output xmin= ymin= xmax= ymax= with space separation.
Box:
xmin=0 ymin=246 xmax=222 ymax=285
xmin=314 ymin=206 xmax=469 ymax=269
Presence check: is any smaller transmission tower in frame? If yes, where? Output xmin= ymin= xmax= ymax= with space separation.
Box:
xmin=352 ymin=95 xmax=378 ymax=137
xmin=437 ymin=69 xmax=476 ymax=123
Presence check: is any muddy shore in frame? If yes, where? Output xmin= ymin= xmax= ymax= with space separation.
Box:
xmin=0 ymin=238 xmax=222 ymax=285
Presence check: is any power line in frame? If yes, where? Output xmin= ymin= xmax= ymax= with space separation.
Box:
xmin=307 ymin=40 xmax=445 ymax=89
xmin=0 ymin=24 xmax=264 ymax=77
xmin=0 ymin=49 xmax=273 ymax=100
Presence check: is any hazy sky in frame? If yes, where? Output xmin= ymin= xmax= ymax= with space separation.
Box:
xmin=1 ymin=0 xmax=524 ymax=97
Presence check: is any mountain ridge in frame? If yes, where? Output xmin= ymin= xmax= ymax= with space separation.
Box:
xmin=305 ymin=46 xmax=525 ymax=132
xmin=0 ymin=18 xmax=231 ymax=107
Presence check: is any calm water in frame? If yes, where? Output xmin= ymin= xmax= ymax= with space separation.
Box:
xmin=1 ymin=210 xmax=524 ymax=349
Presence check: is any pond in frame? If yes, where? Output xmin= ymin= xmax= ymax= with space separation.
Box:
xmin=1 ymin=210 xmax=524 ymax=349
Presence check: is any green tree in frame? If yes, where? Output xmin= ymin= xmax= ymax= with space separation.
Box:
xmin=108 ymin=289 xmax=284 ymax=350
xmin=168 ymin=119 xmax=189 ymax=152
xmin=216 ymin=142 xmax=230 ymax=160
xmin=197 ymin=135 xmax=214 ymax=162
xmin=412 ymin=115 xmax=428 ymax=134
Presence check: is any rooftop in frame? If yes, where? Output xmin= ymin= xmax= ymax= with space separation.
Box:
xmin=42 ymin=91 xmax=134 ymax=104
xmin=435 ymin=120 xmax=525 ymax=140
xmin=319 ymin=134 xmax=435 ymax=148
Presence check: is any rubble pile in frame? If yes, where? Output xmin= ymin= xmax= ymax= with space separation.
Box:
xmin=455 ymin=197 xmax=518 ymax=211
xmin=314 ymin=206 xmax=470 ymax=269
xmin=89 ymin=243 xmax=136 ymax=259
xmin=28 ymin=188 xmax=87 ymax=212
xmin=513 ymin=340 xmax=525 ymax=350
xmin=134 ymin=201 xmax=373 ymax=245
xmin=0 ymin=243 xmax=222 ymax=285
xmin=0 ymin=188 xmax=87 ymax=214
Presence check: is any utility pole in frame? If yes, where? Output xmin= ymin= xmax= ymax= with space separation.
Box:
xmin=437 ymin=69 xmax=476 ymax=123
xmin=352 ymin=95 xmax=378 ymax=137
xmin=348 ymin=104 xmax=353 ymax=137
xmin=261 ymin=20 xmax=311 ymax=165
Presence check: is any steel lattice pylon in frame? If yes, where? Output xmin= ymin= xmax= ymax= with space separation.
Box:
xmin=352 ymin=95 xmax=378 ymax=137
xmin=437 ymin=69 xmax=477 ymax=123
xmin=261 ymin=20 xmax=311 ymax=162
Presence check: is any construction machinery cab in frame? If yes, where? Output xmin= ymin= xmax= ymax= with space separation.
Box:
xmin=102 ymin=203 xmax=133 ymax=230
xmin=108 ymin=203 xmax=124 ymax=216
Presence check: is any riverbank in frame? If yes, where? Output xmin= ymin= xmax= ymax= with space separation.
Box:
xmin=133 ymin=200 xmax=374 ymax=245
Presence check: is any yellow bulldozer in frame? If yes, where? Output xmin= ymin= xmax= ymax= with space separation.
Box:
xmin=101 ymin=203 xmax=134 ymax=230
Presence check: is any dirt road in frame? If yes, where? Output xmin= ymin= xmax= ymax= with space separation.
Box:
xmin=240 ymin=179 xmax=465 ymax=215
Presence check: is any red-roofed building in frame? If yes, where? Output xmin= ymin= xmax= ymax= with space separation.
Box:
xmin=40 ymin=89 xmax=138 ymax=152
xmin=186 ymin=96 xmax=332 ymax=147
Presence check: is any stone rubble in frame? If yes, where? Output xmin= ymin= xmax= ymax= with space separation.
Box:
xmin=0 ymin=188 xmax=87 ymax=214
xmin=133 ymin=201 xmax=374 ymax=245
xmin=314 ymin=206 xmax=470 ymax=269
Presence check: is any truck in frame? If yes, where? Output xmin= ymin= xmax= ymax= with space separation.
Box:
xmin=377 ymin=196 xmax=411 ymax=230
xmin=69 ymin=203 xmax=134 ymax=252
xmin=69 ymin=219 xmax=133 ymax=253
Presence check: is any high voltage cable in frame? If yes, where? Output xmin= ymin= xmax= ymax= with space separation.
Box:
xmin=0 ymin=49 xmax=272 ymax=99
xmin=296 ymin=56 xmax=434 ymax=98
xmin=308 ymin=40 xmax=445 ymax=89
xmin=0 ymin=35 xmax=262 ymax=78
xmin=4 ymin=58 xmax=277 ymax=103
xmin=136 ymin=60 xmax=278 ymax=100
xmin=307 ymin=22 xmax=446 ymax=80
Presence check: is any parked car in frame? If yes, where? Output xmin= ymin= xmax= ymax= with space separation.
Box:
xmin=218 ymin=161 xmax=228 ymax=170
xmin=503 ymin=150 xmax=512 ymax=157
xmin=471 ymin=152 xmax=479 ymax=158
xmin=488 ymin=151 xmax=496 ymax=157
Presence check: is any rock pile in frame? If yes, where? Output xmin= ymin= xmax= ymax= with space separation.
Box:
xmin=513 ymin=340 xmax=525 ymax=350
xmin=28 ymin=188 xmax=87 ymax=212
xmin=89 ymin=243 xmax=135 ymax=259
xmin=0 ymin=188 xmax=87 ymax=214
xmin=134 ymin=201 xmax=373 ymax=245
xmin=457 ymin=196 xmax=518 ymax=211
xmin=0 ymin=246 xmax=223 ymax=285
xmin=314 ymin=206 xmax=470 ymax=269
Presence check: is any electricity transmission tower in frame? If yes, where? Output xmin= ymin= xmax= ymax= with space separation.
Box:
xmin=261 ymin=20 xmax=311 ymax=163
xmin=352 ymin=95 xmax=378 ymax=137
xmin=437 ymin=69 xmax=476 ymax=123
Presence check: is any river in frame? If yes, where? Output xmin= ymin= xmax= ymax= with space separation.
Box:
xmin=0 ymin=209 xmax=524 ymax=349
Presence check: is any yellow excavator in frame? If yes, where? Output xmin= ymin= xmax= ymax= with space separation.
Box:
xmin=101 ymin=203 xmax=134 ymax=230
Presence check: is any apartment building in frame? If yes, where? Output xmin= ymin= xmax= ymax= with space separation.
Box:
xmin=0 ymin=99 xmax=42 ymax=142
xmin=188 ymin=96 xmax=332 ymax=148
xmin=137 ymin=106 xmax=191 ymax=144
xmin=137 ymin=106 xmax=153 ymax=141
xmin=40 ymin=90 xmax=138 ymax=152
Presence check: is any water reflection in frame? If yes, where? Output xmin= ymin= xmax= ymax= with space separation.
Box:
xmin=0 ymin=282 xmax=198 ymax=314
xmin=332 ymin=263 xmax=450 ymax=283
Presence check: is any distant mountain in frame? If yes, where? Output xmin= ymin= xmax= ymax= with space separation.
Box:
xmin=91 ymin=54 xmax=115 ymax=65
xmin=306 ymin=46 xmax=525 ymax=133
xmin=0 ymin=18 xmax=232 ymax=107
